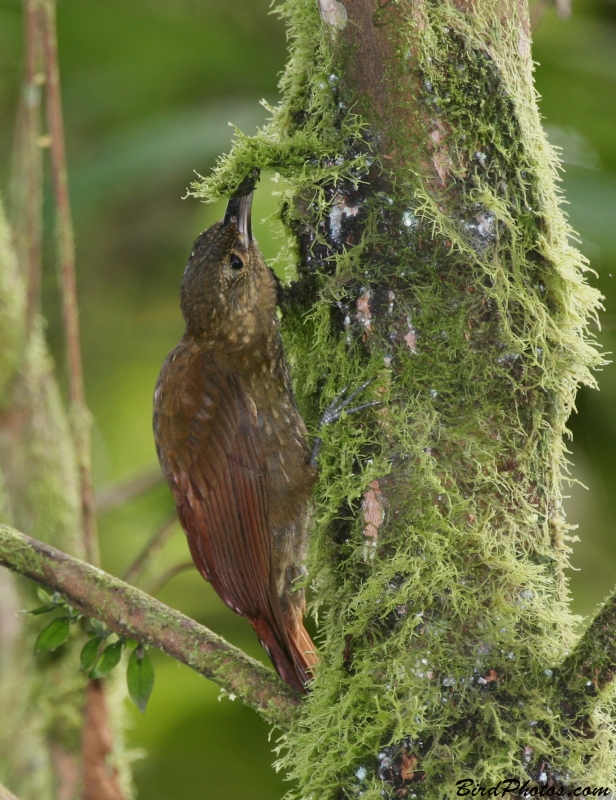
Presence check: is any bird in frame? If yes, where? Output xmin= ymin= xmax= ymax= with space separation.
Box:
xmin=153 ymin=179 xmax=318 ymax=692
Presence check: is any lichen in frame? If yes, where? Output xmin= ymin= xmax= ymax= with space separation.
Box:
xmin=192 ymin=0 xmax=608 ymax=797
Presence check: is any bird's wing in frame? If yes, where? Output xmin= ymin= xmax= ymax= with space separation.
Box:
xmin=156 ymin=351 xmax=311 ymax=690
xmin=168 ymin=365 xmax=275 ymax=621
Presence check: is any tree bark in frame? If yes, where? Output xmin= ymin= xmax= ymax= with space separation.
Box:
xmin=194 ymin=0 xmax=607 ymax=796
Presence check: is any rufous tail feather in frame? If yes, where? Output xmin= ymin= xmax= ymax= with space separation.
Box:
xmin=250 ymin=616 xmax=317 ymax=694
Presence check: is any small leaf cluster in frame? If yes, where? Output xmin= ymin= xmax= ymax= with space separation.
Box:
xmin=29 ymin=587 xmax=155 ymax=713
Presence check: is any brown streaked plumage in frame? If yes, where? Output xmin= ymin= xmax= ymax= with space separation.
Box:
xmin=153 ymin=188 xmax=317 ymax=692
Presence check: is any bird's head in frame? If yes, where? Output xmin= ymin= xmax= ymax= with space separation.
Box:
xmin=180 ymin=181 xmax=278 ymax=345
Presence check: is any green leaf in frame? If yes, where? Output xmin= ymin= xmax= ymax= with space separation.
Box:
xmin=127 ymin=648 xmax=155 ymax=713
xmin=80 ymin=637 xmax=101 ymax=673
xmin=26 ymin=605 xmax=56 ymax=615
xmin=36 ymin=587 xmax=54 ymax=605
xmin=89 ymin=640 xmax=124 ymax=679
xmin=88 ymin=618 xmax=107 ymax=636
xmin=34 ymin=617 xmax=71 ymax=653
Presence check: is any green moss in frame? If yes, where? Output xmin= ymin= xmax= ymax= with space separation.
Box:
xmin=193 ymin=0 xmax=608 ymax=797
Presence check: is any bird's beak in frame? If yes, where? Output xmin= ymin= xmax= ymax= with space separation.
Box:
xmin=223 ymin=191 xmax=253 ymax=244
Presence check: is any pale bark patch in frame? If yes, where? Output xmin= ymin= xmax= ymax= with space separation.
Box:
xmin=319 ymin=0 xmax=348 ymax=28
xmin=429 ymin=120 xmax=453 ymax=186
xmin=362 ymin=480 xmax=384 ymax=541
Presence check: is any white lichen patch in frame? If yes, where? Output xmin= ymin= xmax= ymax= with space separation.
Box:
xmin=518 ymin=29 xmax=531 ymax=58
xmin=402 ymin=210 xmax=418 ymax=229
xmin=318 ymin=0 xmax=347 ymax=29
xmin=475 ymin=211 xmax=494 ymax=237
xmin=329 ymin=193 xmax=359 ymax=242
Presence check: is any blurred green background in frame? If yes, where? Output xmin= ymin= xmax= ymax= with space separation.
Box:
xmin=1 ymin=0 xmax=615 ymax=797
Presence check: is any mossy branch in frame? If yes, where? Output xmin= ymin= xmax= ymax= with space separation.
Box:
xmin=559 ymin=591 xmax=616 ymax=703
xmin=0 ymin=525 xmax=301 ymax=727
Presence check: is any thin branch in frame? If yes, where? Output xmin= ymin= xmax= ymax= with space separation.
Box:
xmin=10 ymin=3 xmax=128 ymax=791
xmin=122 ymin=511 xmax=178 ymax=585
xmin=40 ymin=0 xmax=98 ymax=566
xmin=147 ymin=561 xmax=195 ymax=596
xmin=22 ymin=0 xmax=43 ymax=329
xmin=39 ymin=0 xmax=78 ymax=401
xmin=10 ymin=0 xmax=43 ymax=330
xmin=0 ymin=525 xmax=302 ymax=727
xmin=82 ymin=680 xmax=126 ymax=800
xmin=96 ymin=467 xmax=165 ymax=514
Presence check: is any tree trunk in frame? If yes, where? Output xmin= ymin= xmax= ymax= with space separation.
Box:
xmin=194 ymin=0 xmax=606 ymax=796
xmin=0 ymin=0 xmax=134 ymax=793
xmin=0 ymin=193 xmax=86 ymax=799
xmin=0 ymin=198 xmax=132 ymax=797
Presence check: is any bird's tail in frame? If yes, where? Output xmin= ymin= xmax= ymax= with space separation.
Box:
xmin=289 ymin=618 xmax=318 ymax=686
xmin=251 ymin=614 xmax=317 ymax=694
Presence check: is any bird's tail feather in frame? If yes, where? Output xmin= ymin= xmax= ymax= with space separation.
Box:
xmin=251 ymin=616 xmax=316 ymax=694
xmin=288 ymin=620 xmax=318 ymax=686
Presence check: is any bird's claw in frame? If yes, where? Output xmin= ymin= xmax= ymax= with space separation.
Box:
xmin=309 ymin=380 xmax=382 ymax=468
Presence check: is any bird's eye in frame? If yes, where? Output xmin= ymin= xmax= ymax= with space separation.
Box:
xmin=229 ymin=254 xmax=244 ymax=270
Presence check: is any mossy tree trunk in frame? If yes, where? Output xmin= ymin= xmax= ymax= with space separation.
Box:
xmin=0 ymin=89 xmax=130 ymax=800
xmin=195 ymin=0 xmax=607 ymax=797
xmin=0 ymin=193 xmax=131 ymax=798
xmin=0 ymin=0 xmax=133 ymax=794
xmin=0 ymin=195 xmax=87 ymax=799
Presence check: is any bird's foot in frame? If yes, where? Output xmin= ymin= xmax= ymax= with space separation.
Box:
xmin=309 ymin=381 xmax=381 ymax=468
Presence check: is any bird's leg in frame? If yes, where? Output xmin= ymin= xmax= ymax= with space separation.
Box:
xmin=309 ymin=380 xmax=382 ymax=468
